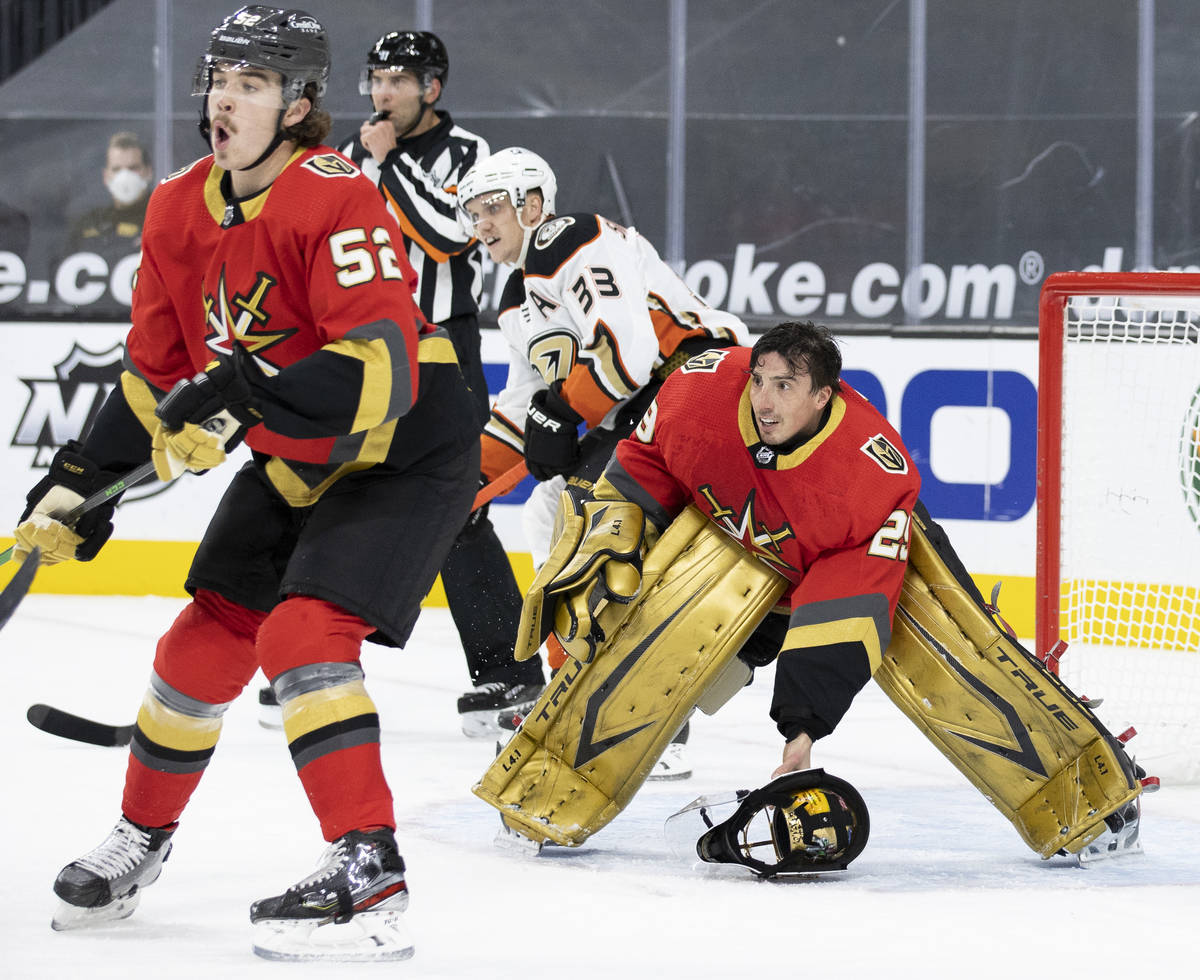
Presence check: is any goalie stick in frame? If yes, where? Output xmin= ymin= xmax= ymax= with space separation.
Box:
xmin=28 ymin=461 xmax=529 ymax=746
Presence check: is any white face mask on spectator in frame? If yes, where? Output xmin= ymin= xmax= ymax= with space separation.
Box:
xmin=107 ymin=168 xmax=150 ymax=206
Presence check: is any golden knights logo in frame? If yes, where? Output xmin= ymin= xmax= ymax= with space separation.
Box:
xmin=680 ymin=349 xmax=729 ymax=374
xmin=203 ymin=268 xmax=295 ymax=370
xmin=302 ymin=153 xmax=359 ymax=179
xmin=13 ymin=343 xmax=122 ymax=467
xmin=861 ymin=433 xmax=909 ymax=474
xmin=698 ymin=485 xmax=796 ymax=573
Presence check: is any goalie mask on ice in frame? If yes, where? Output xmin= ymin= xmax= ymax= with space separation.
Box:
xmin=671 ymin=769 xmax=869 ymax=877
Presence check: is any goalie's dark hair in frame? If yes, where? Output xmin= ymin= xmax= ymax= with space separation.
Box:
xmin=751 ymin=320 xmax=842 ymax=394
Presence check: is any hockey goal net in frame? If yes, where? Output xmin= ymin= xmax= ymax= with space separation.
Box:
xmin=1037 ymin=271 xmax=1200 ymax=783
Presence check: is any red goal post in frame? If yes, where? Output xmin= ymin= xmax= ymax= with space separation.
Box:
xmin=1036 ymin=270 xmax=1200 ymax=780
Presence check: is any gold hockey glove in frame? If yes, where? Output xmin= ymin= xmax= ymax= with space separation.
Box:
xmin=13 ymin=441 xmax=119 ymax=565
xmin=151 ymin=347 xmax=264 ymax=481
xmin=514 ymin=491 xmax=646 ymax=663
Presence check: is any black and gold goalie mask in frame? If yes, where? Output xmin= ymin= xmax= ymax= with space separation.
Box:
xmin=685 ymin=769 xmax=869 ymax=877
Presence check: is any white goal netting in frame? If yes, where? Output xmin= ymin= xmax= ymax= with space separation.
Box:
xmin=1052 ymin=290 xmax=1200 ymax=782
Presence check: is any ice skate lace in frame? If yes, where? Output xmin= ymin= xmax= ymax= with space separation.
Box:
xmin=76 ymin=820 xmax=150 ymax=878
xmin=289 ymin=839 xmax=353 ymax=892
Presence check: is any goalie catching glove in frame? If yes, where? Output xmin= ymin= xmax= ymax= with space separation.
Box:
xmin=152 ymin=345 xmax=264 ymax=481
xmin=514 ymin=490 xmax=648 ymax=664
xmin=13 ymin=441 xmax=122 ymax=565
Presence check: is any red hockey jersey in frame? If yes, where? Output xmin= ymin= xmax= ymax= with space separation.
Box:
xmin=127 ymin=147 xmax=424 ymax=467
xmin=598 ymin=345 xmax=922 ymax=740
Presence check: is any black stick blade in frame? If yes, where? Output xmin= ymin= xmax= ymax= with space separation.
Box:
xmin=26 ymin=703 xmax=134 ymax=747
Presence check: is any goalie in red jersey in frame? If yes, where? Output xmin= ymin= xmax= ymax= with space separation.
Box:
xmin=569 ymin=320 xmax=921 ymax=776
xmin=11 ymin=5 xmax=478 ymax=961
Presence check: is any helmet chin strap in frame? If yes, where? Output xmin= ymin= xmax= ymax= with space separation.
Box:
xmin=514 ymin=206 xmax=550 ymax=268
xmin=236 ymin=108 xmax=289 ymax=174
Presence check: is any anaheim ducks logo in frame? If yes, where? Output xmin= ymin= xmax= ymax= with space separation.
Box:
xmin=861 ymin=433 xmax=909 ymax=474
xmin=202 ymin=268 xmax=297 ymax=372
xmin=535 ymin=216 xmax=574 ymax=249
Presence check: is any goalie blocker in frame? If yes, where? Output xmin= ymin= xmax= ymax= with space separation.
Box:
xmin=474 ymin=498 xmax=1146 ymax=859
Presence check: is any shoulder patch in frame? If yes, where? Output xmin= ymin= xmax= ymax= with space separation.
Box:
xmin=680 ymin=349 xmax=731 ymax=374
xmin=535 ymin=216 xmax=575 ymax=249
xmin=861 ymin=433 xmax=909 ymax=474
xmin=165 ymin=158 xmax=203 ymax=183
xmin=302 ymin=153 xmax=360 ymax=179
xmin=524 ymin=213 xmax=603 ymax=277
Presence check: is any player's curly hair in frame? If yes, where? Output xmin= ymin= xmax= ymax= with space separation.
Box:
xmin=281 ymin=81 xmax=332 ymax=147
xmin=750 ymin=320 xmax=843 ymax=393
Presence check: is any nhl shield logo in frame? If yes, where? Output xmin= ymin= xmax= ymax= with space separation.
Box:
xmin=14 ymin=343 xmax=124 ymax=467
xmin=861 ymin=433 xmax=909 ymax=474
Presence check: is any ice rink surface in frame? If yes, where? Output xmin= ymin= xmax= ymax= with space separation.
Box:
xmin=3 ymin=595 xmax=1198 ymax=979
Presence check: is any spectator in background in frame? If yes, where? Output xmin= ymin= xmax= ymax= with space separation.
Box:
xmin=64 ymin=131 xmax=153 ymax=262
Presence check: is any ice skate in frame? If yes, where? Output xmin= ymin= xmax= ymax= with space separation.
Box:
xmin=250 ymin=827 xmax=413 ymax=961
xmin=258 ymin=684 xmax=283 ymax=730
xmin=648 ymin=721 xmax=693 ymax=781
xmin=1077 ymin=800 xmax=1144 ymax=865
xmin=51 ymin=816 xmax=175 ymax=931
xmin=457 ymin=680 xmax=542 ymax=737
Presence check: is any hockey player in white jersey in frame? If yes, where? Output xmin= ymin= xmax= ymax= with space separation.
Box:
xmin=457 ymin=147 xmax=750 ymax=777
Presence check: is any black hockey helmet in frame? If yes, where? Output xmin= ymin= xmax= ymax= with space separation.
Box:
xmin=193 ymin=6 xmax=331 ymax=105
xmin=695 ymin=769 xmax=870 ymax=877
xmin=358 ymin=30 xmax=449 ymax=95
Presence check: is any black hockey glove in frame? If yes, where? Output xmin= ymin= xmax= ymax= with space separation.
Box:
xmin=524 ymin=383 xmax=584 ymax=481
xmin=152 ymin=345 xmax=264 ymax=481
xmin=13 ymin=441 xmax=120 ymax=564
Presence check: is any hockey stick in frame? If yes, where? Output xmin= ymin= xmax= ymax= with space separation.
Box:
xmin=26 ymin=703 xmax=134 ymax=747
xmin=28 ymin=461 xmax=529 ymax=747
xmin=0 ymin=460 xmax=158 ymax=569
xmin=472 ymin=461 xmax=528 ymax=510
xmin=0 ymin=547 xmax=41 ymax=631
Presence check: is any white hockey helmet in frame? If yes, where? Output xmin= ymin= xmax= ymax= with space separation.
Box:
xmin=457 ymin=146 xmax=557 ymax=230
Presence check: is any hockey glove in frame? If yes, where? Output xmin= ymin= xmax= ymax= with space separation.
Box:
xmin=13 ymin=441 xmax=120 ymax=565
xmin=151 ymin=346 xmax=264 ymax=481
xmin=524 ymin=383 xmax=584 ymax=481
xmin=514 ymin=490 xmax=646 ymax=663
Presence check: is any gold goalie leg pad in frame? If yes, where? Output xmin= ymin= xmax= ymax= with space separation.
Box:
xmin=473 ymin=506 xmax=786 ymax=847
xmin=874 ymin=512 xmax=1142 ymax=858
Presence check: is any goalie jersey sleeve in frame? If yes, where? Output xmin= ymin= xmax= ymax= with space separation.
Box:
xmin=480 ymin=213 xmax=748 ymax=480
xmin=596 ymin=345 xmax=921 ymax=742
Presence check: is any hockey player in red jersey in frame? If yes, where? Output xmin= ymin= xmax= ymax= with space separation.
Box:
xmin=586 ymin=321 xmax=921 ymax=775
xmin=10 ymin=6 xmax=479 ymax=960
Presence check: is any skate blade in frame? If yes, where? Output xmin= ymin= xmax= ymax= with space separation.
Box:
xmin=493 ymin=818 xmax=546 ymax=855
xmin=1077 ymin=837 xmax=1144 ymax=866
xmin=51 ymin=892 xmax=140 ymax=931
xmin=252 ymin=908 xmax=414 ymax=962
xmin=647 ymin=766 xmax=694 ymax=782
xmin=460 ymin=709 xmax=503 ymax=738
